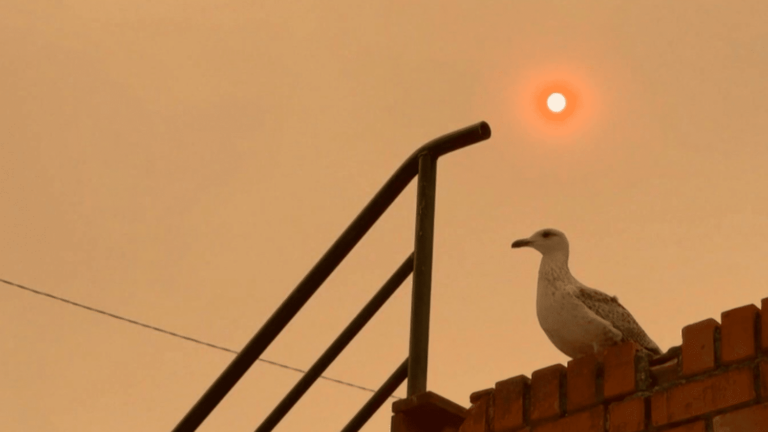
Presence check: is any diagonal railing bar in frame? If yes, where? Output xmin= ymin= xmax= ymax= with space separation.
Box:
xmin=340 ymin=358 xmax=409 ymax=432
xmin=254 ymin=253 xmax=415 ymax=432
xmin=172 ymin=122 xmax=491 ymax=432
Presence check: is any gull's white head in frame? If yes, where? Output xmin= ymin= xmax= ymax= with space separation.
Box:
xmin=511 ymin=228 xmax=569 ymax=257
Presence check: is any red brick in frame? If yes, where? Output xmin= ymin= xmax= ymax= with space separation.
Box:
xmin=470 ymin=388 xmax=493 ymax=404
xmin=713 ymin=402 xmax=768 ymax=431
xmin=665 ymin=421 xmax=706 ymax=432
xmin=391 ymin=392 xmax=467 ymax=432
xmin=721 ymin=304 xmax=760 ymax=364
xmin=608 ymin=397 xmax=645 ymax=432
xmin=392 ymin=412 xmax=446 ymax=432
xmin=681 ymin=318 xmax=719 ymax=377
xmin=651 ymin=367 xmax=755 ymax=426
xmin=762 ymin=297 xmax=768 ymax=351
xmin=391 ymin=413 xmax=410 ymax=432
xmin=761 ymin=360 xmax=768 ymax=401
xmin=604 ymin=342 xmax=642 ymax=399
xmin=530 ymin=364 xmax=566 ymax=422
xmin=650 ymin=391 xmax=667 ymax=427
xmin=460 ymin=390 xmax=492 ymax=432
xmin=494 ymin=375 xmax=530 ymax=432
xmin=650 ymin=359 xmax=679 ymax=386
xmin=567 ymin=354 xmax=599 ymax=412
xmin=532 ymin=405 xmax=604 ymax=432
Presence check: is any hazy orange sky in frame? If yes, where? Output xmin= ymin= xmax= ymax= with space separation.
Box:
xmin=3 ymin=1 xmax=768 ymax=431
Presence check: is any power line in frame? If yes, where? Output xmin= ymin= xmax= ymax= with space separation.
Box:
xmin=0 ymin=277 xmax=402 ymax=400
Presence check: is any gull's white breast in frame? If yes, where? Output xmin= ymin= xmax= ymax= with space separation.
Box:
xmin=536 ymin=264 xmax=622 ymax=358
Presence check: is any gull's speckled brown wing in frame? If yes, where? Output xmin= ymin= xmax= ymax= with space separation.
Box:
xmin=573 ymin=285 xmax=662 ymax=355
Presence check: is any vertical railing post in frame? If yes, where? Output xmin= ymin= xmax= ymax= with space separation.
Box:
xmin=407 ymin=152 xmax=437 ymax=397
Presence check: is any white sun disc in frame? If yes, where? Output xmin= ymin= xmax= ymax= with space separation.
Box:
xmin=547 ymin=93 xmax=566 ymax=113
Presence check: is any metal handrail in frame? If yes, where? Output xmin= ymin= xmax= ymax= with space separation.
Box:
xmin=171 ymin=121 xmax=491 ymax=432
xmin=254 ymin=254 xmax=414 ymax=432
xmin=340 ymin=358 xmax=409 ymax=432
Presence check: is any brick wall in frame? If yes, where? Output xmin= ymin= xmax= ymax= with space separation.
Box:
xmin=391 ymin=297 xmax=768 ymax=432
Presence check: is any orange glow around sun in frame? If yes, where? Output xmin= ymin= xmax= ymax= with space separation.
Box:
xmin=506 ymin=64 xmax=601 ymax=141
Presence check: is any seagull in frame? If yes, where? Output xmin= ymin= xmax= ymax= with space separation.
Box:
xmin=511 ymin=228 xmax=661 ymax=359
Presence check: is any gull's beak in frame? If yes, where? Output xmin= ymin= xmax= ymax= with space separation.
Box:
xmin=511 ymin=238 xmax=532 ymax=248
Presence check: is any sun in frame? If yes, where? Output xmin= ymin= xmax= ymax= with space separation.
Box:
xmin=535 ymin=82 xmax=578 ymax=122
xmin=547 ymin=93 xmax=566 ymax=112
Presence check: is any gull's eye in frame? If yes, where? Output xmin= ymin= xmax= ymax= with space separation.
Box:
xmin=542 ymin=231 xmax=553 ymax=238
